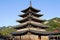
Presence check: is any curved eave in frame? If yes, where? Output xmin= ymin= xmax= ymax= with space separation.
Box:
xmin=49 ymin=35 xmax=60 ymax=38
xmin=13 ymin=22 xmax=28 ymax=29
xmin=12 ymin=29 xmax=60 ymax=36
xmin=14 ymin=24 xmax=48 ymax=30
xmin=21 ymin=6 xmax=40 ymax=13
xmin=14 ymin=21 xmax=49 ymax=29
xmin=31 ymin=17 xmax=46 ymax=23
xmin=19 ymin=13 xmax=43 ymax=18
xmin=12 ymin=30 xmax=28 ymax=36
xmin=30 ymin=21 xmax=49 ymax=28
xmin=16 ymin=16 xmax=46 ymax=23
xmin=14 ymin=24 xmax=28 ymax=29
xmin=30 ymin=30 xmax=60 ymax=35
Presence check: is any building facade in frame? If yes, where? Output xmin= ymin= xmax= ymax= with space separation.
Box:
xmin=11 ymin=1 xmax=60 ymax=40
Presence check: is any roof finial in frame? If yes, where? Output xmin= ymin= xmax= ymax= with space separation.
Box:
xmin=30 ymin=0 xmax=32 ymax=7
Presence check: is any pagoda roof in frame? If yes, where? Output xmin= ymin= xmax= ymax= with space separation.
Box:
xmin=19 ymin=12 xmax=43 ymax=18
xmin=30 ymin=21 xmax=50 ymax=28
xmin=21 ymin=6 xmax=40 ymax=13
xmin=12 ymin=29 xmax=60 ymax=36
xmin=14 ymin=21 xmax=49 ymax=29
xmin=13 ymin=22 xmax=28 ymax=29
xmin=49 ymin=35 xmax=60 ymax=38
xmin=17 ymin=16 xmax=46 ymax=23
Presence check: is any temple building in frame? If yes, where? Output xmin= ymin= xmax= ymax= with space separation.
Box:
xmin=12 ymin=1 xmax=60 ymax=40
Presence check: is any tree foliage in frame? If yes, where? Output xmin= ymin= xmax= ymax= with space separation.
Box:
xmin=0 ymin=26 xmax=16 ymax=36
xmin=46 ymin=17 xmax=60 ymax=31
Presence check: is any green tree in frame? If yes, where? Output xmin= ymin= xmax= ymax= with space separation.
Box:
xmin=0 ymin=26 xmax=16 ymax=36
xmin=46 ymin=17 xmax=60 ymax=31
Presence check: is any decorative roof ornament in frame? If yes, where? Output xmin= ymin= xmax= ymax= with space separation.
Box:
xmin=30 ymin=0 xmax=32 ymax=7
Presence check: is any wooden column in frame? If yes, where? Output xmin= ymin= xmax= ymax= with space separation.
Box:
xmin=57 ymin=36 xmax=58 ymax=40
xmin=20 ymin=36 xmax=21 ymax=40
xmin=12 ymin=36 xmax=15 ymax=40
xmin=53 ymin=36 xmax=55 ymax=40
xmin=38 ymin=35 xmax=41 ymax=40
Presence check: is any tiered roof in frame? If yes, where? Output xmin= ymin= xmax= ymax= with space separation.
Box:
xmin=21 ymin=6 xmax=40 ymax=13
xmin=12 ymin=2 xmax=50 ymax=36
xmin=19 ymin=13 xmax=43 ymax=18
xmin=16 ymin=16 xmax=46 ymax=23
xmin=13 ymin=5 xmax=50 ymax=30
xmin=12 ymin=29 xmax=60 ymax=36
xmin=12 ymin=1 xmax=60 ymax=37
xmin=14 ymin=21 xmax=49 ymax=29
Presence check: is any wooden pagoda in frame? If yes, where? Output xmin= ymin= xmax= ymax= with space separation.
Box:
xmin=12 ymin=1 xmax=60 ymax=40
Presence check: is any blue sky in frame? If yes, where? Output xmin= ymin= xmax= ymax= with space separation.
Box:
xmin=0 ymin=0 xmax=60 ymax=27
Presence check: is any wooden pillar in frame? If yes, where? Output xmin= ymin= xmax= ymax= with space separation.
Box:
xmin=38 ymin=35 xmax=41 ymax=40
xmin=12 ymin=36 xmax=15 ymax=40
xmin=53 ymin=36 xmax=55 ymax=40
xmin=57 ymin=36 xmax=58 ymax=40
xmin=20 ymin=36 xmax=21 ymax=40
